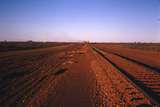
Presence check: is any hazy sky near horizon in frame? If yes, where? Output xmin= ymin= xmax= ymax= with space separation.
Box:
xmin=0 ymin=0 xmax=160 ymax=42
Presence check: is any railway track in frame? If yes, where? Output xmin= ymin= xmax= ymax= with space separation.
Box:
xmin=92 ymin=46 xmax=160 ymax=106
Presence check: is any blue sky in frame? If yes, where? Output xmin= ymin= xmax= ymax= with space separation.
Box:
xmin=0 ymin=0 xmax=159 ymax=42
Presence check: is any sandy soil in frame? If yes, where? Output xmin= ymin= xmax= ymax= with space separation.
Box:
xmin=94 ymin=44 xmax=160 ymax=70
xmin=0 ymin=43 xmax=159 ymax=107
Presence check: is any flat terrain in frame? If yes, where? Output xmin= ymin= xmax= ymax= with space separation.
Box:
xmin=0 ymin=42 xmax=160 ymax=107
xmin=0 ymin=41 xmax=71 ymax=52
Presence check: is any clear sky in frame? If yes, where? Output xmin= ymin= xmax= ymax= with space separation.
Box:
xmin=0 ymin=0 xmax=160 ymax=42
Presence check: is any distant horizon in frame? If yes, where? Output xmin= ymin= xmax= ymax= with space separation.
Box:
xmin=1 ymin=40 xmax=160 ymax=43
xmin=0 ymin=0 xmax=160 ymax=42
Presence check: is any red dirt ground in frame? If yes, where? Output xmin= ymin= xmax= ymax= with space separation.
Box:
xmin=94 ymin=43 xmax=160 ymax=70
xmin=0 ymin=43 xmax=159 ymax=107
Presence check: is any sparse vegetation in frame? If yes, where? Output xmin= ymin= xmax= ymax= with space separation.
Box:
xmin=0 ymin=41 xmax=70 ymax=52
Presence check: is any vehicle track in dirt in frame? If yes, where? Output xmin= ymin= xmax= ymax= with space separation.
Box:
xmin=0 ymin=44 xmax=82 ymax=107
xmin=101 ymin=49 xmax=160 ymax=72
xmin=92 ymin=46 xmax=160 ymax=106
xmin=1 ymin=43 xmax=160 ymax=107
xmin=94 ymin=44 xmax=160 ymax=72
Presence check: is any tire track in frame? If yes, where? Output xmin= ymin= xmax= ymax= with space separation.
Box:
xmin=92 ymin=46 xmax=160 ymax=106
xmin=0 ymin=44 xmax=80 ymax=107
xmin=103 ymin=49 xmax=160 ymax=72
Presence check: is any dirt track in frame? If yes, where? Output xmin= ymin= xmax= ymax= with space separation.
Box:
xmin=93 ymin=44 xmax=160 ymax=106
xmin=0 ymin=43 xmax=159 ymax=107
